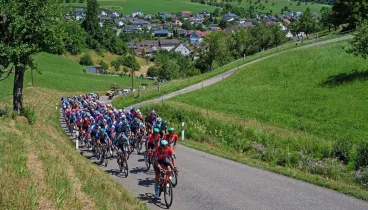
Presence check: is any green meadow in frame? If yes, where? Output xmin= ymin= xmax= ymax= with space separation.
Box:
xmin=0 ymin=53 xmax=151 ymax=99
xmin=172 ymin=41 xmax=368 ymax=143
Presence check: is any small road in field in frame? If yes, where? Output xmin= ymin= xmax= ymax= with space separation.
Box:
xmin=127 ymin=35 xmax=354 ymax=109
xmin=62 ymin=35 xmax=368 ymax=210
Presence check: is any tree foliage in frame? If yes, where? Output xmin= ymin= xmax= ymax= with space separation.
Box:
xmin=0 ymin=0 xmax=65 ymax=114
xmin=346 ymin=20 xmax=368 ymax=59
xmin=79 ymin=53 xmax=94 ymax=66
xmin=332 ymin=0 xmax=368 ymax=29
xmin=293 ymin=8 xmax=317 ymax=35
xmin=319 ymin=7 xmax=333 ymax=31
xmin=63 ymin=21 xmax=87 ymax=55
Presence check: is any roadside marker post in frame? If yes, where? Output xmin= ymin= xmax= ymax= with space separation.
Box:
xmin=181 ymin=122 xmax=185 ymax=141
xmin=76 ymin=137 xmax=79 ymax=150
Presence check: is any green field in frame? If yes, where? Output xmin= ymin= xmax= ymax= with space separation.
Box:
xmin=234 ymin=0 xmax=328 ymax=14
xmin=171 ymin=41 xmax=368 ymax=143
xmin=0 ymin=53 xmax=151 ymax=99
xmin=62 ymin=0 xmax=217 ymax=15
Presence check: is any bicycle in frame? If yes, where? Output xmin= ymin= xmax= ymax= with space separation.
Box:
xmin=97 ymin=142 xmax=108 ymax=167
xmin=117 ymin=149 xmax=129 ymax=177
xmin=144 ymin=149 xmax=154 ymax=170
xmin=158 ymin=166 xmax=174 ymax=208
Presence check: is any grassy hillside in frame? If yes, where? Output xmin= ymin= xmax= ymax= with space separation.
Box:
xmin=64 ymin=50 xmax=154 ymax=75
xmin=0 ymin=53 xmax=152 ymax=99
xmin=233 ymin=0 xmax=328 ymax=14
xmin=62 ymin=0 xmax=216 ymax=15
xmin=0 ymin=88 xmax=146 ymax=210
xmin=172 ymin=41 xmax=368 ymax=143
xmin=137 ymin=40 xmax=368 ymax=199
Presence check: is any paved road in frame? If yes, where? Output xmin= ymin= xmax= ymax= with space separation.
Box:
xmin=63 ymin=35 xmax=368 ymax=210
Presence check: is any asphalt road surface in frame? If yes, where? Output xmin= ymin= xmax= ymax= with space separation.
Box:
xmin=63 ymin=35 xmax=367 ymax=210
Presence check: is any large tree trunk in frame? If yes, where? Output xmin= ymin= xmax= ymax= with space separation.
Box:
xmin=13 ymin=66 xmax=25 ymax=116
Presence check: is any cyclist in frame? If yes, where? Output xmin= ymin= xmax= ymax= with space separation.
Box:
xmin=130 ymin=117 xmax=141 ymax=138
xmin=116 ymin=131 xmax=130 ymax=161
xmin=147 ymin=128 xmax=161 ymax=152
xmin=163 ymin=128 xmax=178 ymax=151
xmin=153 ymin=140 xmax=177 ymax=199
xmin=159 ymin=120 xmax=168 ymax=136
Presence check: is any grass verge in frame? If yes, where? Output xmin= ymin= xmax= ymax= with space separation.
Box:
xmin=140 ymin=102 xmax=368 ymax=201
xmin=0 ymin=88 xmax=147 ymax=210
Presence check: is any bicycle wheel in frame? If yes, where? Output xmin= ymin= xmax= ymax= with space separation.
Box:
xmin=170 ymin=173 xmax=178 ymax=188
xmin=135 ymin=140 xmax=141 ymax=154
xmin=144 ymin=151 xmax=150 ymax=170
xmin=118 ymin=155 xmax=124 ymax=172
xmin=122 ymin=158 xmax=129 ymax=178
xmin=128 ymin=140 xmax=135 ymax=155
xmin=164 ymin=180 xmax=173 ymax=208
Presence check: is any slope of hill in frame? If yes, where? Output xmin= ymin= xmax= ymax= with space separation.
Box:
xmin=0 ymin=88 xmax=147 ymax=210
xmin=172 ymin=41 xmax=368 ymax=142
xmin=0 ymin=52 xmax=152 ymax=99
xmin=230 ymin=0 xmax=328 ymax=14
xmin=62 ymin=0 xmax=217 ymax=15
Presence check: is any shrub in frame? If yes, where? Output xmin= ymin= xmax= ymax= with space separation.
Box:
xmin=79 ymin=53 xmax=94 ymax=66
xmin=22 ymin=107 xmax=36 ymax=124
xmin=355 ymin=167 xmax=368 ymax=188
xmin=99 ymin=60 xmax=109 ymax=71
xmin=355 ymin=140 xmax=368 ymax=169
xmin=333 ymin=138 xmax=352 ymax=163
xmin=0 ymin=106 xmax=11 ymax=117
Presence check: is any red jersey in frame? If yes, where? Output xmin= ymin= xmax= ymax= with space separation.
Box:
xmin=154 ymin=147 xmax=174 ymax=161
xmin=147 ymin=133 xmax=161 ymax=143
xmin=163 ymin=134 xmax=178 ymax=145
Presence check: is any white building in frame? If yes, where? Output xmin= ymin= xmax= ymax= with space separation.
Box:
xmin=172 ymin=43 xmax=191 ymax=56
xmin=131 ymin=11 xmax=142 ymax=17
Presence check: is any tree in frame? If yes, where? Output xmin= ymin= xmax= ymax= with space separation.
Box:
xmin=63 ymin=21 xmax=87 ymax=55
xmin=319 ymin=7 xmax=333 ymax=32
xmin=213 ymin=8 xmax=221 ymax=17
xmin=99 ymin=60 xmax=109 ymax=71
xmin=111 ymin=57 xmax=123 ymax=71
xmin=121 ymin=55 xmax=140 ymax=88
xmin=83 ymin=0 xmax=99 ymax=40
xmin=237 ymin=0 xmax=243 ymax=5
xmin=141 ymin=48 xmax=146 ymax=57
xmin=295 ymin=8 xmax=317 ymax=35
xmin=346 ymin=20 xmax=368 ymax=59
xmin=79 ymin=53 xmax=94 ymax=66
xmin=0 ymin=0 xmax=65 ymax=115
xmin=199 ymin=31 xmax=230 ymax=72
xmin=332 ymin=0 xmax=368 ymax=29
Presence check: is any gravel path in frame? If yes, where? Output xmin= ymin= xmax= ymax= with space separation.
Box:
xmin=62 ymin=35 xmax=368 ymax=210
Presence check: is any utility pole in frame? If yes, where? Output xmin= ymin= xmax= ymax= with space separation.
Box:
xmin=131 ymin=69 xmax=134 ymax=89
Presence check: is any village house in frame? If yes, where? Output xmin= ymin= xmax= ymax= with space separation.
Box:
xmin=187 ymin=30 xmax=209 ymax=45
xmin=131 ymin=10 xmax=142 ymax=17
xmin=181 ymin=11 xmax=192 ymax=19
xmin=223 ymin=13 xmax=237 ymax=22
xmin=75 ymin=8 xmax=84 ymax=16
xmin=124 ymin=25 xmax=141 ymax=32
xmin=172 ymin=43 xmax=191 ymax=56
xmin=153 ymin=30 xmax=169 ymax=37
xmin=159 ymin=39 xmax=180 ymax=51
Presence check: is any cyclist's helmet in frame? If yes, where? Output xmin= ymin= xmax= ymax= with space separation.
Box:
xmin=168 ymin=127 xmax=175 ymax=133
xmin=163 ymin=120 xmax=168 ymax=125
xmin=160 ymin=140 xmax=169 ymax=147
xmin=153 ymin=128 xmax=160 ymax=134
xmin=157 ymin=117 xmax=162 ymax=123
xmin=134 ymin=117 xmax=139 ymax=122
xmin=100 ymin=128 xmax=105 ymax=133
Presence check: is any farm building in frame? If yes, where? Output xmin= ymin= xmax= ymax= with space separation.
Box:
xmin=85 ymin=66 xmax=105 ymax=74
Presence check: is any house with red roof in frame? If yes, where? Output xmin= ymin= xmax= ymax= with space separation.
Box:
xmin=187 ymin=30 xmax=210 ymax=45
